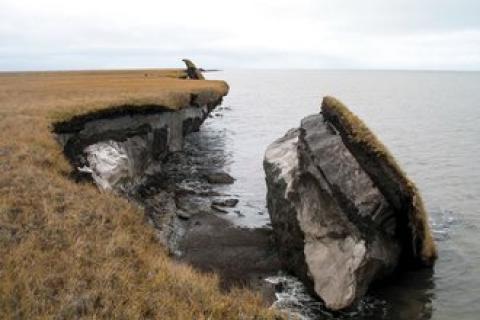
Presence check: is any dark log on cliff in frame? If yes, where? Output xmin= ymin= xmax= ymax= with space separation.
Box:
xmin=182 ymin=59 xmax=205 ymax=80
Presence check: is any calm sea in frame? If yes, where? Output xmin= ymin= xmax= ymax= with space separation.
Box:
xmin=205 ymin=70 xmax=480 ymax=320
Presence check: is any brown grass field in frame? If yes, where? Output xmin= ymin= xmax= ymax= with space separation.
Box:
xmin=0 ymin=70 xmax=280 ymax=319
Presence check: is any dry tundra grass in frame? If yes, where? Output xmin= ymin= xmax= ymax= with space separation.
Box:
xmin=0 ymin=70 xmax=280 ymax=319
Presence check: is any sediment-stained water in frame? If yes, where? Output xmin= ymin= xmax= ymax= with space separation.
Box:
xmin=203 ymin=70 xmax=480 ymax=320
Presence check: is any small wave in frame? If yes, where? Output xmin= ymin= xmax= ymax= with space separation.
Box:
xmin=266 ymin=274 xmax=388 ymax=320
xmin=430 ymin=208 xmax=457 ymax=241
xmin=265 ymin=274 xmax=324 ymax=320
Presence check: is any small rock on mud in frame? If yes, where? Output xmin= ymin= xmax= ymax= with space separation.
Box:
xmin=176 ymin=210 xmax=192 ymax=220
xmin=211 ymin=204 xmax=229 ymax=213
xmin=234 ymin=210 xmax=245 ymax=217
xmin=205 ymin=172 xmax=235 ymax=184
xmin=212 ymin=198 xmax=239 ymax=207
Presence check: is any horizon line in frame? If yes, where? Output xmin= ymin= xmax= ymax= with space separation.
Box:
xmin=1 ymin=67 xmax=479 ymax=74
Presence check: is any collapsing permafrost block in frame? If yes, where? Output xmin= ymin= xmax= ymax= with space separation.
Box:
xmin=264 ymin=96 xmax=437 ymax=310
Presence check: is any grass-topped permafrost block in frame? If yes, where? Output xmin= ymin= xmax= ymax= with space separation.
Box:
xmin=264 ymin=96 xmax=437 ymax=311
xmin=321 ymin=96 xmax=437 ymax=267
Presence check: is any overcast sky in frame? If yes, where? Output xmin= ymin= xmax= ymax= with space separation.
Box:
xmin=1 ymin=0 xmax=479 ymax=71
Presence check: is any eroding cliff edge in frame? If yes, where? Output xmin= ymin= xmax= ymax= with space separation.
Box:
xmin=53 ymin=83 xmax=228 ymax=246
xmin=52 ymin=79 xmax=281 ymax=298
xmin=264 ymin=96 xmax=437 ymax=310
xmin=55 ymin=104 xmax=213 ymax=191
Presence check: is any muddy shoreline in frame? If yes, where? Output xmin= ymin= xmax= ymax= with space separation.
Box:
xmin=137 ymin=113 xmax=282 ymax=303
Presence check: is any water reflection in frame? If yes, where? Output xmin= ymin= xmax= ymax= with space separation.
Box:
xmin=267 ymin=267 xmax=434 ymax=320
xmin=370 ymin=268 xmax=434 ymax=320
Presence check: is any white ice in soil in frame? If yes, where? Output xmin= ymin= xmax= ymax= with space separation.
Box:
xmin=263 ymin=128 xmax=299 ymax=196
xmin=78 ymin=141 xmax=133 ymax=191
xmin=68 ymin=105 xmax=211 ymax=192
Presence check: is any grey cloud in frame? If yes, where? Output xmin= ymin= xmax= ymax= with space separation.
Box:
xmin=0 ymin=0 xmax=479 ymax=71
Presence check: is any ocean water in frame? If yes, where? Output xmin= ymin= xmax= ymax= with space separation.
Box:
xmin=205 ymin=70 xmax=480 ymax=320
